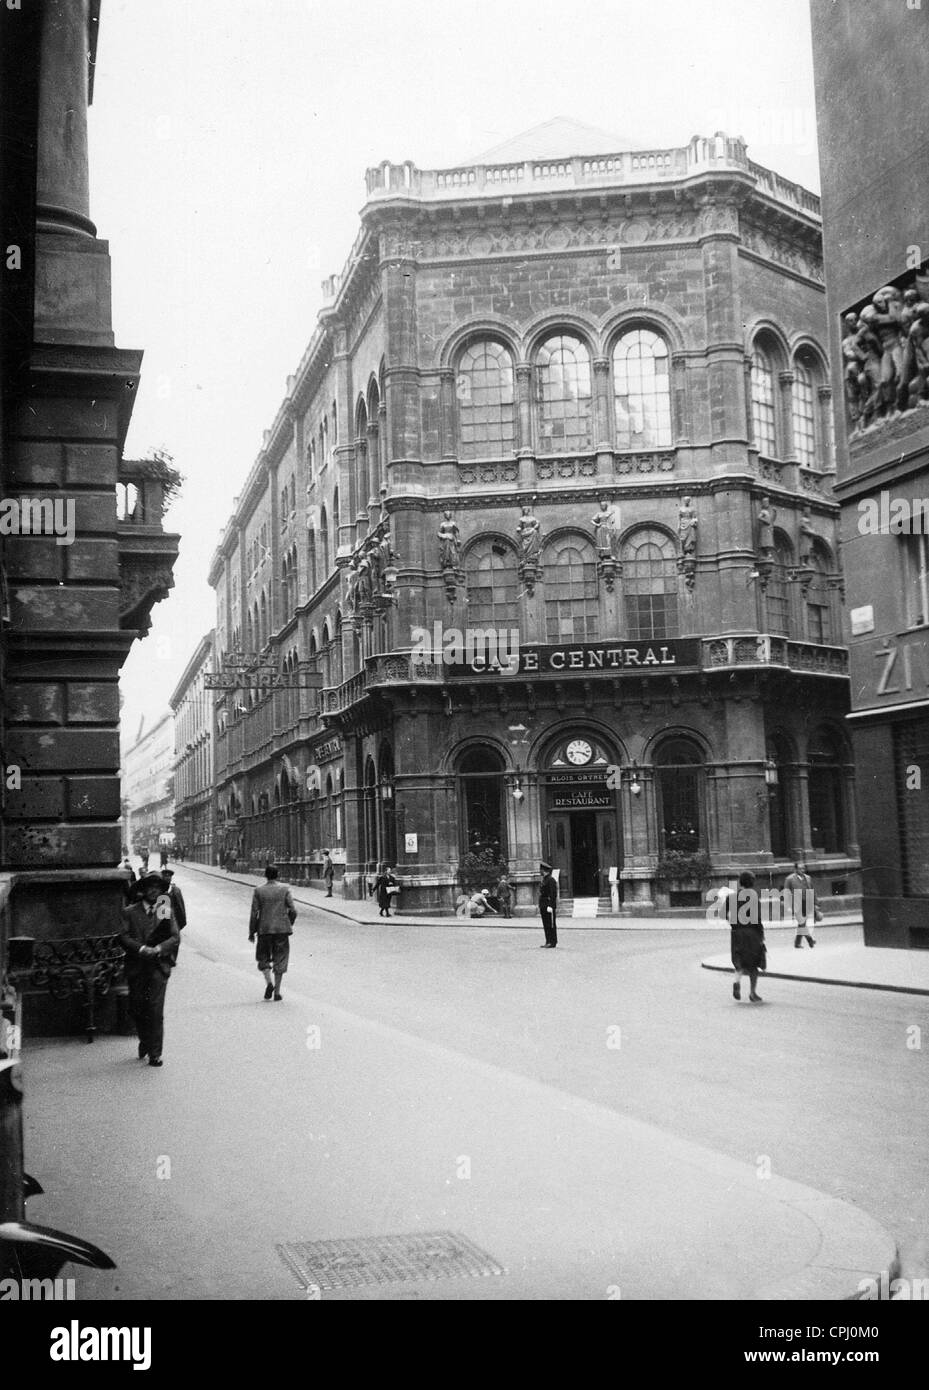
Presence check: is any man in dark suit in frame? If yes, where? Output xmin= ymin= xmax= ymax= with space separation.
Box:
xmin=539 ymin=861 xmax=558 ymax=948
xmin=249 ymin=865 xmax=297 ymax=1001
xmin=119 ymin=871 xmax=179 ymax=1066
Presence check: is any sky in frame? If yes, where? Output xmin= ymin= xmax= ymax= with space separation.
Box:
xmin=89 ymin=0 xmax=821 ymax=744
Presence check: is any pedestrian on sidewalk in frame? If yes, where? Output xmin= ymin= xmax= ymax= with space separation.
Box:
xmin=322 ymin=850 xmax=335 ymax=897
xmin=495 ymin=872 xmax=513 ymax=919
xmin=785 ymin=861 xmax=816 ymax=948
xmin=140 ymin=846 xmax=150 ymax=872
xmin=539 ymin=862 xmax=558 ymax=947
xmin=119 ymin=870 xmax=179 ymax=1066
xmin=159 ymin=870 xmax=187 ymax=963
xmin=159 ymin=845 xmax=169 ymax=869
xmin=727 ymin=870 xmax=765 ymax=1002
xmin=249 ymin=865 xmax=297 ymax=1001
xmin=374 ymin=864 xmax=399 ymax=916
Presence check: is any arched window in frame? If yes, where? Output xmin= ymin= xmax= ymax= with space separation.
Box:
xmin=766 ymin=536 xmax=793 ymax=637
xmin=321 ymin=621 xmax=332 ymax=687
xmin=308 ymin=437 xmax=316 ymax=475
xmin=259 ymin=592 xmax=268 ymax=649
xmin=792 ymin=356 xmax=817 ymax=467
xmin=320 ymin=507 xmax=329 ymax=575
xmin=655 ymin=738 xmax=705 ymax=852
xmin=805 ymin=548 xmax=834 ymax=644
xmin=332 ymin=611 xmax=343 ymax=687
xmin=458 ymin=746 xmax=506 ymax=862
xmin=307 ymin=530 xmax=316 ymax=595
xmin=322 ymin=416 xmax=329 ymax=460
xmin=613 ymin=328 xmax=672 ymax=450
xmin=808 ymin=729 xmax=847 ymax=854
xmin=622 ymin=528 xmax=679 ymax=640
xmin=465 ymin=538 xmax=519 ymax=627
xmin=751 ymin=346 xmax=777 ymax=456
xmin=457 ymin=340 xmax=516 ymax=459
xmin=536 ymin=334 xmax=592 ymax=454
xmin=543 ymin=535 xmax=598 ymax=642
xmin=331 ymin=401 xmax=338 ymax=444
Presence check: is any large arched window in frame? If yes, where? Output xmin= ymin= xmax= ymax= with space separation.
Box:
xmin=536 ymin=334 xmax=593 ymax=454
xmin=457 ymin=340 xmax=516 ymax=459
xmin=791 ymin=355 xmax=817 ymax=467
xmin=543 ymin=535 xmax=598 ymax=642
xmin=766 ymin=536 xmax=794 ymax=637
xmin=458 ymin=746 xmax=506 ymax=863
xmin=319 ymin=507 xmax=329 ymax=575
xmin=751 ymin=346 xmax=777 ymax=456
xmin=622 ymin=528 xmax=679 ymax=640
xmin=655 ymin=738 xmax=705 ymax=852
xmin=354 ymin=401 xmax=368 ymax=516
xmin=307 ymin=530 xmax=316 ymax=595
xmin=465 ymin=538 xmax=519 ymax=627
xmin=806 ymin=547 xmax=835 ymax=644
xmin=808 ymin=729 xmax=847 ymax=854
xmin=613 ymin=328 xmax=672 ymax=450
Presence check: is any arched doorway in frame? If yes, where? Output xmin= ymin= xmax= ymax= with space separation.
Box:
xmin=542 ymin=732 xmax=621 ymax=900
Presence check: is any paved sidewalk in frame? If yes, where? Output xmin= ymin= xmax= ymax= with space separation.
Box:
xmin=702 ymin=942 xmax=929 ymax=996
xmin=175 ymin=860 xmax=862 ymax=933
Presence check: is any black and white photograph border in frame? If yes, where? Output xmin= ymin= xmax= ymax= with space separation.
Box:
xmin=0 ymin=0 xmax=926 ymax=1366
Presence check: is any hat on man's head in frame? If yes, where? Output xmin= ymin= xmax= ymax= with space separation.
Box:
xmin=161 ymin=868 xmax=174 ymax=879
xmin=540 ymin=861 xmax=553 ymax=873
xmin=139 ymin=871 xmax=163 ymax=888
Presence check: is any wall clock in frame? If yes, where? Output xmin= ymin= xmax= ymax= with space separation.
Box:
xmin=566 ymin=739 xmax=593 ymax=766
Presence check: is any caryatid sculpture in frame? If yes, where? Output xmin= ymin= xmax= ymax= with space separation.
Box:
xmin=437 ymin=509 xmax=460 ymax=570
xmin=757 ymin=496 xmax=776 ymax=555
xmin=516 ymin=503 xmax=542 ymax=564
xmin=678 ymin=496 xmax=698 ymax=556
xmin=591 ymin=496 xmax=621 ymax=559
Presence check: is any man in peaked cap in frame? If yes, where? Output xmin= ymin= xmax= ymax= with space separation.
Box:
xmin=538 ymin=862 xmax=558 ymax=948
xmin=119 ymin=871 xmax=179 ymax=1066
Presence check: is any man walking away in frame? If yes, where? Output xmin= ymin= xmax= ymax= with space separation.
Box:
xmin=539 ymin=862 xmax=558 ymax=948
xmin=322 ymin=850 xmax=335 ymax=897
xmin=727 ymin=870 xmax=765 ymax=1002
xmin=785 ymin=861 xmax=816 ymax=948
xmin=249 ymin=865 xmax=297 ymax=1001
xmin=119 ymin=871 xmax=179 ymax=1066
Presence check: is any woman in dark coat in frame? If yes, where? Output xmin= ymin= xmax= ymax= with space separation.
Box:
xmin=373 ymin=865 xmax=399 ymax=917
xmin=727 ymin=870 xmax=766 ymax=1002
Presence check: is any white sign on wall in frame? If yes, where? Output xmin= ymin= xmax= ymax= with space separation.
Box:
xmin=405 ymin=833 xmax=418 ymax=854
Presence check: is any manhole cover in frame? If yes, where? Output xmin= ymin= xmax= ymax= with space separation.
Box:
xmin=275 ymin=1231 xmax=505 ymax=1292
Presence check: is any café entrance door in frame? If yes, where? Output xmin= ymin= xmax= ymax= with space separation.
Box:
xmin=547 ymin=808 xmax=619 ymax=899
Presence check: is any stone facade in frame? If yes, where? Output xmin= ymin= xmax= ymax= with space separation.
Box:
xmin=208 ymin=125 xmax=858 ymax=913
xmin=811 ymin=0 xmax=929 ymax=948
xmin=170 ymin=633 xmax=215 ymax=864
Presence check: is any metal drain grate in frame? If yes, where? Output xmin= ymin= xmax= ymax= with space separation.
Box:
xmin=275 ymin=1230 xmax=505 ymax=1292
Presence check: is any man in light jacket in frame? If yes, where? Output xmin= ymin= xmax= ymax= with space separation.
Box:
xmin=249 ymin=865 xmax=297 ymax=1001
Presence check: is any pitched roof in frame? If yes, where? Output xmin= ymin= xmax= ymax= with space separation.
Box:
xmin=464 ymin=117 xmax=635 ymax=166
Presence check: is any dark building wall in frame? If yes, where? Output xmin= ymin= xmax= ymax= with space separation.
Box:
xmin=810 ymin=0 xmax=929 ymax=946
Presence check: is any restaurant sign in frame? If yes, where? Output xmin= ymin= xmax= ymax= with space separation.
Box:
xmin=551 ymin=790 xmax=613 ymax=809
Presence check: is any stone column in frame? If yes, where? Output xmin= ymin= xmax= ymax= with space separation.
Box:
xmin=36 ymin=0 xmax=94 ymax=237
xmin=515 ymin=363 xmax=533 ymax=452
xmin=779 ymin=369 xmax=796 ymax=461
xmin=671 ymin=353 xmax=690 ymax=446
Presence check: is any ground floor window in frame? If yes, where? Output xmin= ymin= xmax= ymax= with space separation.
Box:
xmin=808 ymin=729 xmax=846 ymax=854
xmin=895 ymin=721 xmax=929 ymax=894
xmin=459 ymin=746 xmax=506 ymax=862
xmin=655 ymin=738 xmax=704 ymax=851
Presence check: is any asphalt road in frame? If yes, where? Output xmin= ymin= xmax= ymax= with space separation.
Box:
xmin=21 ymin=869 xmax=928 ymax=1299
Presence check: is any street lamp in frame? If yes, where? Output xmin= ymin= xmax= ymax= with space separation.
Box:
xmin=511 ymin=776 xmax=524 ymax=803
xmin=764 ymin=758 xmax=779 ymax=786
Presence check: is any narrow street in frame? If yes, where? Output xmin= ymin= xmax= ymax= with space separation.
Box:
xmin=21 ymin=869 xmax=925 ymax=1299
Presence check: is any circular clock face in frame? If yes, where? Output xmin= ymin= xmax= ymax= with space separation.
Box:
xmin=566 ymin=739 xmax=593 ymax=766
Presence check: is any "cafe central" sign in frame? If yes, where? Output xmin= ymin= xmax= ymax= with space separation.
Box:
xmin=449 ymin=639 xmax=700 ymax=677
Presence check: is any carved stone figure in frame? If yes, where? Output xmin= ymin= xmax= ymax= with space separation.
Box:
xmin=870 ymin=285 xmax=907 ymax=414
xmin=799 ymin=505 xmax=817 ymax=564
xmin=345 ymin=557 xmax=361 ymax=613
xmin=757 ymin=496 xmax=776 ymax=554
xmin=516 ymin=503 xmax=541 ymax=563
xmin=591 ymin=496 xmax=620 ymax=558
xmin=437 ymin=509 xmax=460 ymax=569
xmin=841 ymin=312 xmax=867 ymax=425
xmin=356 ymin=554 xmax=374 ymax=607
xmin=678 ymin=496 xmax=698 ymax=556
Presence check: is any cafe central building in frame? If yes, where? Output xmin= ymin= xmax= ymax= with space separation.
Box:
xmin=208 ymin=121 xmax=859 ymax=913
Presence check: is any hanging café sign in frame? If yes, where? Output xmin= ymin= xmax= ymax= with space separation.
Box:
xmin=204 ymin=652 xmax=324 ymax=691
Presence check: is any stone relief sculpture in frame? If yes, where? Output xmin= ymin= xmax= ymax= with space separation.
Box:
xmin=757 ymin=496 xmax=776 ymax=555
xmin=799 ymin=505 xmax=817 ymax=565
xmin=844 ymin=278 xmax=929 ymax=435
